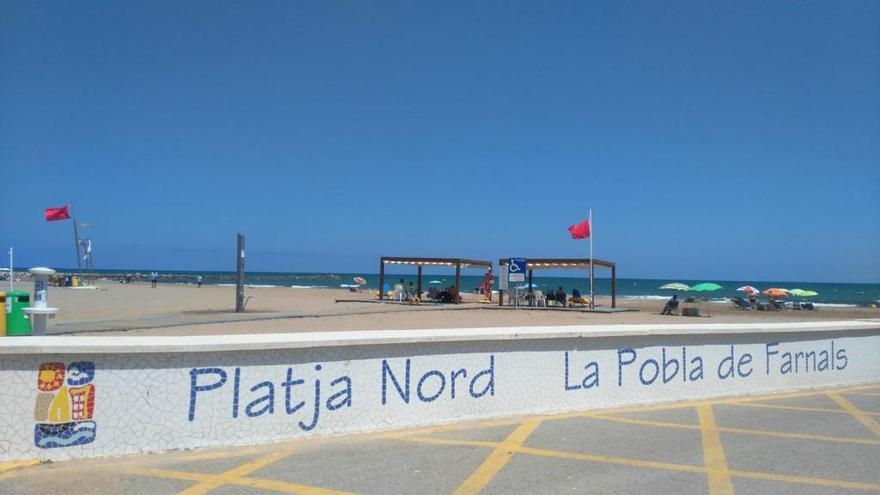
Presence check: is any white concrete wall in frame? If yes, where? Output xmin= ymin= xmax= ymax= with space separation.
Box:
xmin=1 ymin=320 xmax=878 ymax=462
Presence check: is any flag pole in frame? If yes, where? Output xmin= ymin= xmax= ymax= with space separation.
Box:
xmin=72 ymin=216 xmax=82 ymax=281
xmin=8 ymin=246 xmax=13 ymax=293
xmin=589 ymin=208 xmax=594 ymax=309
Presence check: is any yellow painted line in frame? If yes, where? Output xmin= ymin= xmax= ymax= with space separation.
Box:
xmin=0 ymin=460 xmax=41 ymax=481
xmin=723 ymin=401 xmax=880 ymax=417
xmin=0 ymin=460 xmax=40 ymax=474
xmin=169 ymin=446 xmax=270 ymax=463
xmin=587 ymin=413 xmax=880 ymax=446
xmin=136 ymin=468 xmax=354 ymax=495
xmin=232 ymin=476 xmax=357 ymax=495
xmin=697 ymin=405 xmax=734 ymax=495
xmin=378 ymin=417 xmax=522 ymax=440
xmin=177 ymin=450 xmax=292 ymax=495
xmin=721 ymin=389 xmax=838 ymax=404
xmin=402 ymin=435 xmax=707 ymax=475
xmin=453 ymin=418 xmax=542 ymax=495
xmin=845 ymin=391 xmax=880 ymax=397
xmin=515 ymin=445 xmax=708 ymax=474
xmin=730 ymin=469 xmax=880 ymax=492
xmin=828 ymin=392 xmax=880 ymax=437
xmin=403 ymin=435 xmax=880 ymax=492
xmin=402 ymin=436 xmax=498 ymax=449
xmin=136 ymin=468 xmax=218 ymax=483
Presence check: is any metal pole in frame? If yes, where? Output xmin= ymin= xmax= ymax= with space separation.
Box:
xmin=454 ymin=262 xmax=461 ymax=304
xmin=378 ymin=258 xmax=385 ymax=300
xmin=235 ymin=233 xmax=245 ymax=312
xmin=73 ymin=218 xmax=82 ymax=281
xmin=589 ymin=208 xmax=594 ymax=309
xmin=417 ymin=265 xmax=422 ymax=301
xmin=8 ymin=246 xmax=12 ymax=293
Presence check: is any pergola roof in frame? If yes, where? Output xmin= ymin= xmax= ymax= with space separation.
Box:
xmin=499 ymin=258 xmax=615 ymax=270
xmin=382 ymin=257 xmax=493 ymax=270
xmin=497 ymin=257 xmax=618 ymax=308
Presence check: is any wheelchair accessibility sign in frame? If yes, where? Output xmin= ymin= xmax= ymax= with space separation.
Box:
xmin=508 ymin=258 xmax=526 ymax=283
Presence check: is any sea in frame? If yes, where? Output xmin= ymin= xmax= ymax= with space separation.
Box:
xmin=59 ymin=269 xmax=880 ymax=308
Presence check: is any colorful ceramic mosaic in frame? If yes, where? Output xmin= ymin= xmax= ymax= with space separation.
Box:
xmin=33 ymin=361 xmax=96 ymax=449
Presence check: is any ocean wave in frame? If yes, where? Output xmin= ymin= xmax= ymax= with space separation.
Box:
xmin=290 ymin=285 xmax=327 ymax=289
xmin=812 ymin=303 xmax=859 ymax=308
xmin=620 ymin=295 xmax=669 ymax=301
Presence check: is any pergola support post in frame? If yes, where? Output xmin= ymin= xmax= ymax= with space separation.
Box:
xmin=378 ymin=258 xmax=385 ymax=300
xmin=611 ymin=265 xmax=617 ymax=308
xmin=417 ymin=265 xmax=423 ymax=300
xmin=454 ymin=262 xmax=461 ymax=304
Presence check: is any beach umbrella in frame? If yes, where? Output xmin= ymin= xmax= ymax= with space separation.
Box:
xmin=788 ymin=289 xmax=818 ymax=297
xmin=659 ymin=283 xmax=690 ymax=291
xmin=428 ymin=280 xmax=444 ymax=285
xmin=762 ymin=288 xmax=789 ymax=297
xmin=689 ymin=282 xmax=723 ymax=292
xmin=737 ymin=286 xmax=759 ymax=294
xmin=353 ymin=277 xmax=367 ymax=285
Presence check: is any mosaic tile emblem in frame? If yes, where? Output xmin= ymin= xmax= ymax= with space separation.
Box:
xmin=34 ymin=361 xmax=96 ymax=449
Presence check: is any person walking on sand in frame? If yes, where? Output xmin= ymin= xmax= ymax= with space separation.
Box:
xmin=151 ymin=271 xmax=158 ymax=288
xmin=197 ymin=275 xmax=203 ymax=288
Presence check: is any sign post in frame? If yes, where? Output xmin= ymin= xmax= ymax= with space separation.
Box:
xmin=235 ymin=233 xmax=245 ymax=313
xmin=508 ymin=258 xmax=526 ymax=283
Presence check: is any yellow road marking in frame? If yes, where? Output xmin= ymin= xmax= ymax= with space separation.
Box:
xmin=176 ymin=450 xmax=293 ymax=495
xmin=697 ymin=405 xmax=734 ymax=495
xmin=828 ymin=392 xmax=880 ymax=437
xmin=729 ymin=469 xmax=880 ymax=492
xmin=722 ymin=401 xmax=880 ymax=417
xmin=0 ymin=461 xmax=39 ymax=474
xmin=587 ymin=413 xmax=880 ymax=446
xmin=453 ymin=418 xmax=541 ymax=495
xmin=0 ymin=460 xmax=41 ymax=481
xmin=404 ymin=436 xmax=880 ymax=492
xmin=137 ymin=468 xmax=354 ymax=495
xmin=845 ymin=391 xmax=880 ymax=397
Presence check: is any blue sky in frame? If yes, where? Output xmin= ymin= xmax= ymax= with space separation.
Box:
xmin=2 ymin=1 xmax=878 ymax=282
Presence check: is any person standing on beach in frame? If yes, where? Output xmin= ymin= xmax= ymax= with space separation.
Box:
xmin=151 ymin=271 xmax=158 ymax=288
xmin=197 ymin=275 xmax=203 ymax=288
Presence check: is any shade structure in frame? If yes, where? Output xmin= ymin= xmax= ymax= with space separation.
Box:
xmin=497 ymin=257 xmax=618 ymax=308
xmin=353 ymin=277 xmax=367 ymax=285
xmin=660 ymin=283 xmax=690 ymax=291
xmin=689 ymin=282 xmax=723 ymax=292
xmin=763 ymin=288 xmax=789 ymax=297
xmin=378 ymin=256 xmax=492 ymax=304
xmin=788 ymin=289 xmax=818 ymax=297
xmin=737 ymin=286 xmax=759 ymax=294
xmin=428 ymin=280 xmax=444 ymax=285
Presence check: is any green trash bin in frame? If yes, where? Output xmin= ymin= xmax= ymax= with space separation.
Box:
xmin=5 ymin=290 xmax=32 ymax=336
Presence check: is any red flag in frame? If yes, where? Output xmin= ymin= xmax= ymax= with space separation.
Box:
xmin=45 ymin=206 xmax=71 ymax=221
xmin=568 ymin=219 xmax=591 ymax=239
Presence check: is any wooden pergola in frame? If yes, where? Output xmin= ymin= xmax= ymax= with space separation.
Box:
xmin=497 ymin=258 xmax=618 ymax=308
xmin=378 ymin=256 xmax=493 ymax=303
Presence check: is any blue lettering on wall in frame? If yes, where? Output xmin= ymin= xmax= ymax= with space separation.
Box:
xmin=188 ymin=364 xmax=351 ymax=431
xmin=382 ymin=355 xmax=495 ymax=405
xmin=189 ymin=368 xmax=227 ymax=421
xmin=382 ymin=359 xmax=411 ymax=404
xmin=765 ymin=340 xmax=848 ymax=375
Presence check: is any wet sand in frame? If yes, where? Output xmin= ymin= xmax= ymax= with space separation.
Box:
xmin=39 ymin=282 xmax=880 ymax=336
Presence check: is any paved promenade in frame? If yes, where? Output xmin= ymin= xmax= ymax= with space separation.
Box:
xmin=2 ymin=383 xmax=878 ymax=494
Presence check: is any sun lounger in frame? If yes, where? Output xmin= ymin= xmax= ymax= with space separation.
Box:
xmin=732 ymin=297 xmax=752 ymax=311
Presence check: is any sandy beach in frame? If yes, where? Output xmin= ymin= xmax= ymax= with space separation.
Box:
xmin=38 ymin=282 xmax=880 ymax=336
